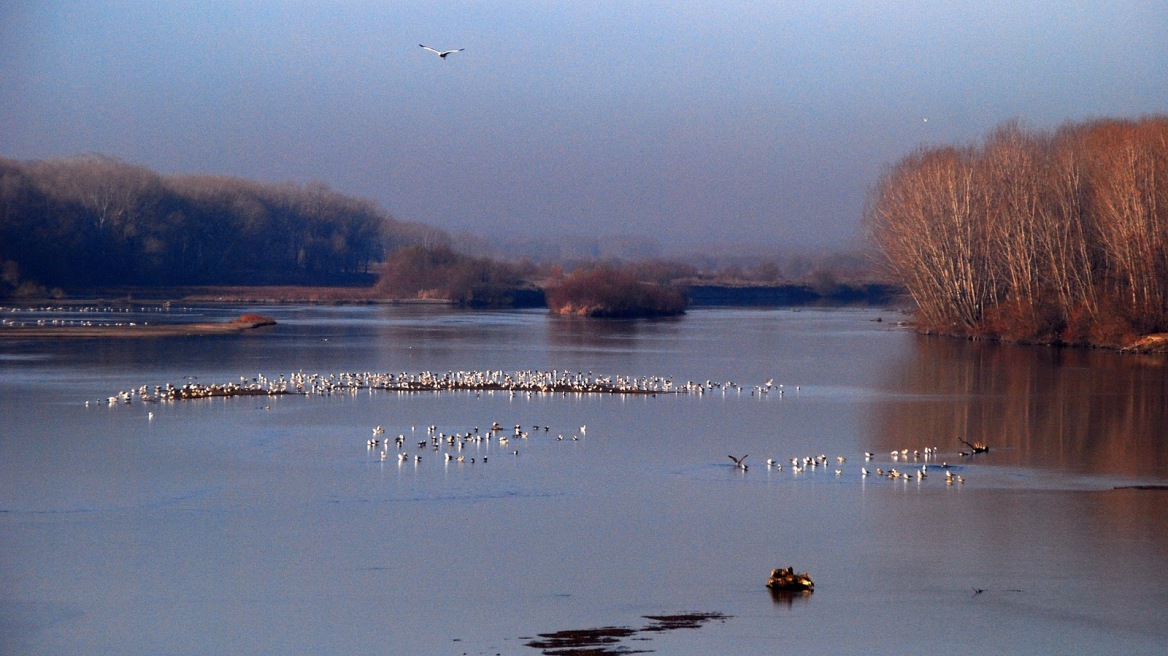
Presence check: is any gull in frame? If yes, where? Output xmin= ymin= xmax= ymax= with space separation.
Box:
xmin=728 ymin=455 xmax=749 ymax=471
xmin=420 ymin=44 xmax=464 ymax=59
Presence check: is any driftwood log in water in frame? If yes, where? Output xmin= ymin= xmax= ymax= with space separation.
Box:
xmin=958 ymin=438 xmax=990 ymax=453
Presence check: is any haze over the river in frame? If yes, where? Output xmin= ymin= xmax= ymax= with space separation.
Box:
xmin=2 ymin=2 xmax=1165 ymax=251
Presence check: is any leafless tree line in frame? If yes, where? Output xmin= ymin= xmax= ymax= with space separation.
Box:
xmin=866 ymin=117 xmax=1168 ymax=344
xmin=0 ymin=155 xmax=440 ymax=290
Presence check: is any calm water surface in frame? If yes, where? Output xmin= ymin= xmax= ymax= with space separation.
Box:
xmin=2 ymin=306 xmax=1166 ymax=655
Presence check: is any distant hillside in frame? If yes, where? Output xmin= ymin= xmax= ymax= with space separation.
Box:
xmin=0 ymin=155 xmax=445 ymax=294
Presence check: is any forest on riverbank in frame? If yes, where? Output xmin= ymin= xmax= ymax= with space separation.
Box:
xmin=866 ymin=116 xmax=1168 ymax=346
xmin=1 ymin=155 xmax=888 ymax=314
xmin=0 ymin=155 xmax=441 ymax=291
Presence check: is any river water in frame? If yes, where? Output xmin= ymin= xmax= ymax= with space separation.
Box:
xmin=2 ymin=305 xmax=1166 ymax=655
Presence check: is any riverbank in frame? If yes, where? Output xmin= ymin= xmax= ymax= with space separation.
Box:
xmin=911 ymin=323 xmax=1168 ymax=355
xmin=3 ymin=282 xmax=908 ymax=308
xmin=1123 ymin=333 xmax=1168 ymax=354
xmin=685 ymin=282 xmax=904 ymax=307
xmin=0 ymin=313 xmax=276 ymax=339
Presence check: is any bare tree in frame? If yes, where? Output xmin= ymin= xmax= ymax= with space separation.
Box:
xmin=866 ymin=116 xmax=1168 ymax=343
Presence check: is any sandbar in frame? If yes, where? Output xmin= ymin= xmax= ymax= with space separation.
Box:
xmin=0 ymin=315 xmax=276 ymax=339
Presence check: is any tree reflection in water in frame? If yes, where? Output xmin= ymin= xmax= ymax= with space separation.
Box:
xmin=870 ymin=336 xmax=1168 ymax=479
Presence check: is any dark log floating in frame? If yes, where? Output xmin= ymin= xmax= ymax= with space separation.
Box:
xmin=766 ymin=567 xmax=814 ymax=592
xmin=958 ymin=438 xmax=990 ymax=454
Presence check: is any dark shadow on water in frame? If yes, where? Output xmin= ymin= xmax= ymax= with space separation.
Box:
xmin=769 ymin=589 xmax=814 ymax=607
xmin=523 ymin=613 xmax=731 ymax=655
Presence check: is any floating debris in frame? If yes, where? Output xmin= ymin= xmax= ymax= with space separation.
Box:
xmin=523 ymin=612 xmax=730 ymax=654
xmin=766 ymin=567 xmax=814 ymax=592
xmin=523 ymin=626 xmax=636 ymax=654
xmin=640 ymin=612 xmax=730 ymax=631
xmin=958 ymin=438 xmax=990 ymax=453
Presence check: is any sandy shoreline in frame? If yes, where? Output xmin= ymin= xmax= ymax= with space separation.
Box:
xmin=0 ymin=317 xmax=276 ymax=339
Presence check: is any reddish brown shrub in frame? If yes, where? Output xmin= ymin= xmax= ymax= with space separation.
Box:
xmin=977 ymin=296 xmax=1064 ymax=343
xmin=232 ymin=313 xmax=276 ymax=326
xmin=544 ymin=266 xmax=686 ymax=317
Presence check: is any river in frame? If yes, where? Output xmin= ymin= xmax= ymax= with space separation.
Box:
xmin=2 ymin=304 xmax=1166 ymax=655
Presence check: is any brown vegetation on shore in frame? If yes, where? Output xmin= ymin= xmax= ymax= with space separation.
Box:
xmin=374 ymin=245 xmax=543 ymax=307
xmin=374 ymin=247 xmax=690 ymax=315
xmin=544 ymin=266 xmax=687 ymax=317
xmin=175 ymin=286 xmax=383 ymax=304
xmin=1123 ymin=333 xmax=1168 ymax=353
xmin=866 ymin=117 xmax=1168 ymax=347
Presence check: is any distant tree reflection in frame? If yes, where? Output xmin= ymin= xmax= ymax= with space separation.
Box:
xmin=869 ymin=336 xmax=1168 ymax=478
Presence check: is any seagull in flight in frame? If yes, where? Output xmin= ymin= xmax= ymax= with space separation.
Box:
xmin=728 ymin=455 xmax=749 ymax=471
xmin=420 ymin=44 xmax=464 ymax=59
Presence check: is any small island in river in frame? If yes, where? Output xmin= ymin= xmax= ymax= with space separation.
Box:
xmin=544 ymin=267 xmax=688 ymax=318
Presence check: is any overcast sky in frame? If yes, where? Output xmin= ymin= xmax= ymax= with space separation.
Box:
xmin=2 ymin=2 xmax=1165 ymax=251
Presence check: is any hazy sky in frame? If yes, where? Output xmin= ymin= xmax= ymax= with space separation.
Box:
xmin=2 ymin=2 xmax=1165 ymax=250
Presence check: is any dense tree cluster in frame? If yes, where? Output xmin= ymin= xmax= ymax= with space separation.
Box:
xmin=375 ymin=244 xmax=541 ymax=306
xmin=0 ymin=155 xmax=437 ymax=291
xmin=866 ymin=117 xmax=1168 ymax=345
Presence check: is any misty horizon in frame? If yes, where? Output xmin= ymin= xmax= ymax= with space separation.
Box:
xmin=2 ymin=2 xmax=1165 ymax=251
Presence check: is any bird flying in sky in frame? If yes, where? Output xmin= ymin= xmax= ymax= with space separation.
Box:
xmin=419 ymin=44 xmax=464 ymax=59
